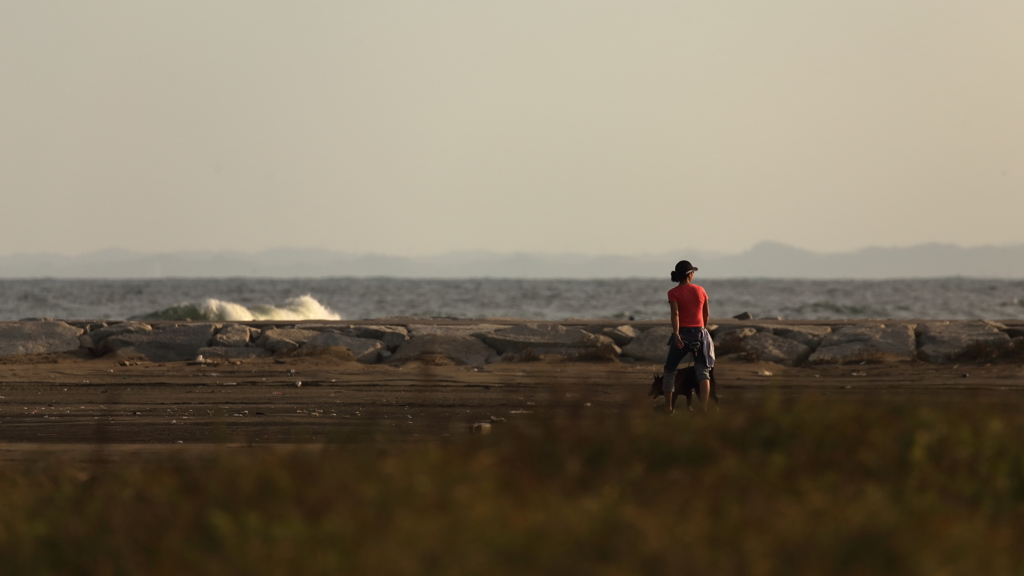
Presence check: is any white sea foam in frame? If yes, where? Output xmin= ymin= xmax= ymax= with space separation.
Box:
xmin=139 ymin=294 xmax=341 ymax=321
xmin=246 ymin=295 xmax=342 ymax=321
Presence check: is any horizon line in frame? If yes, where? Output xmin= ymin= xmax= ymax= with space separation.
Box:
xmin=4 ymin=240 xmax=1024 ymax=260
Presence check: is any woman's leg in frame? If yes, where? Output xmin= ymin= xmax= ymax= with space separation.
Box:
xmin=698 ymin=379 xmax=710 ymax=411
xmin=662 ymin=346 xmax=689 ymax=413
xmin=694 ymin=363 xmax=712 ymax=412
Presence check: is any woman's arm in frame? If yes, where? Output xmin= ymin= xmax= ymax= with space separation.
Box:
xmin=702 ymin=298 xmax=710 ymax=328
xmin=669 ymin=301 xmax=683 ymax=348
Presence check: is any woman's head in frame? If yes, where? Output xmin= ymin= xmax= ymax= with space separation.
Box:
xmin=670 ymin=260 xmax=698 ymax=282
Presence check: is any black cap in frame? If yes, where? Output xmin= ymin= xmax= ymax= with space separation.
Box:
xmin=671 ymin=260 xmax=698 ymax=282
xmin=675 ymin=260 xmax=698 ymax=273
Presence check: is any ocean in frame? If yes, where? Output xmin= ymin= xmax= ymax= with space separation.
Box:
xmin=1 ymin=278 xmax=1023 ymax=322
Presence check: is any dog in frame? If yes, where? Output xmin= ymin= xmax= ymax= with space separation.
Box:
xmin=649 ymin=365 xmax=719 ymax=411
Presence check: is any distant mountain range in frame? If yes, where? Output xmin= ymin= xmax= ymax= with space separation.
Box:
xmin=1 ymin=242 xmax=1023 ymax=279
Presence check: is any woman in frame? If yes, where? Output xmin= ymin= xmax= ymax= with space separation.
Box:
xmin=662 ymin=260 xmax=714 ymax=413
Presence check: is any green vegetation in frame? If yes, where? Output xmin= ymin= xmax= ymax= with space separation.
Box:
xmin=2 ymin=396 xmax=1023 ymax=575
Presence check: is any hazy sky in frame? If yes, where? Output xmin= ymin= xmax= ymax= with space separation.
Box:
xmin=2 ymin=1 xmax=1022 ymax=257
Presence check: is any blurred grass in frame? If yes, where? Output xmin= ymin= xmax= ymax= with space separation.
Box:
xmin=2 ymin=395 xmax=1023 ymax=575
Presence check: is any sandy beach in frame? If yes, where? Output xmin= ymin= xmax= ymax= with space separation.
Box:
xmin=2 ymin=345 xmax=1023 ymax=456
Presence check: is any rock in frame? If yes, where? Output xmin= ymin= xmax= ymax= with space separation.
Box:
xmin=808 ymin=324 xmax=916 ymax=363
xmin=255 ymin=328 xmax=322 ymax=353
xmin=211 ymin=324 xmax=254 ymax=347
xmin=709 ymin=324 xmax=773 ymax=338
xmin=740 ymin=332 xmax=812 ymax=366
xmin=733 ymin=312 xmax=754 ymax=320
xmin=567 ymin=341 xmax=622 ymax=362
xmin=470 ymin=422 xmax=492 ymax=434
xmin=773 ymin=325 xmax=832 ymax=348
xmin=620 ymin=327 xmax=673 ymax=363
xmin=916 ymin=322 xmax=1012 ymax=363
xmin=196 ymin=346 xmax=272 ymax=359
xmin=588 ymin=325 xmax=638 ymax=347
xmin=340 ymin=325 xmax=408 ymax=351
xmin=713 ymin=327 xmax=757 ymax=354
xmin=101 ymin=324 xmax=217 ymax=362
xmin=296 ymin=332 xmax=384 ymax=364
xmin=1008 ymin=336 xmax=1024 ymax=358
xmin=408 ymin=324 xmax=505 ymax=337
xmin=478 ymin=324 xmax=615 ymax=356
xmin=0 ymin=321 xmax=84 ymax=356
xmin=389 ymin=334 xmax=498 ymax=366
xmin=85 ymin=321 xmax=153 ymax=349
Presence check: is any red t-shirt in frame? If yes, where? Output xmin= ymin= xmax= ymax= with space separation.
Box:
xmin=668 ymin=284 xmax=707 ymax=328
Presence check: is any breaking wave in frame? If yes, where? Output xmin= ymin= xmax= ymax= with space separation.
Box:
xmin=133 ymin=294 xmax=341 ymax=321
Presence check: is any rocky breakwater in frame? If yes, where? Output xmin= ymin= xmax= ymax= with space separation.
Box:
xmin=705 ymin=319 xmax=1023 ymax=367
xmin=0 ymin=318 xmax=1022 ymax=367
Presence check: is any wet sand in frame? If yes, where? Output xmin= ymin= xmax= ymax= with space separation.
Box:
xmin=2 ymin=351 xmax=1023 ymax=459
